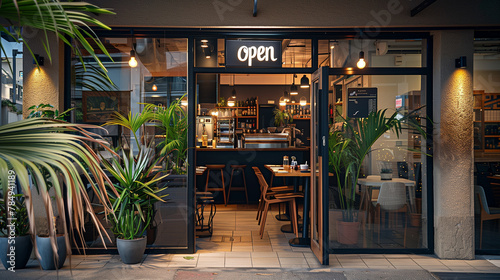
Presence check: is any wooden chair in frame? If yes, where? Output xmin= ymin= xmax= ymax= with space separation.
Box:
xmin=373 ymin=182 xmax=408 ymax=247
xmin=252 ymin=167 xmax=294 ymax=225
xmin=475 ymin=185 xmax=500 ymax=249
xmin=253 ymin=167 xmax=303 ymax=239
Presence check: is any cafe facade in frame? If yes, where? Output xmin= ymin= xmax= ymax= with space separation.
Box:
xmin=20 ymin=0 xmax=500 ymax=264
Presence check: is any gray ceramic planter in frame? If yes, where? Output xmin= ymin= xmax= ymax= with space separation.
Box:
xmin=116 ymin=237 xmax=147 ymax=264
xmin=0 ymin=235 xmax=33 ymax=270
xmin=35 ymin=235 xmax=67 ymax=270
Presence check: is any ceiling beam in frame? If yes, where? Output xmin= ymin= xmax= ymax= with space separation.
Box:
xmin=411 ymin=0 xmax=437 ymax=17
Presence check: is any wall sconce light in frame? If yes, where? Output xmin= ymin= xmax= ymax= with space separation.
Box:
xmin=283 ymin=90 xmax=290 ymax=102
xmin=201 ymin=39 xmax=208 ymax=48
xmin=290 ymin=74 xmax=298 ymax=95
xmin=152 ymin=84 xmax=157 ymax=91
xmin=300 ymin=75 xmax=309 ymax=88
xmin=129 ymin=50 xmax=138 ymax=67
xmin=204 ymin=47 xmax=212 ymax=59
xmin=300 ymin=96 xmax=307 ymax=106
xmin=33 ymin=54 xmax=44 ymax=66
xmin=455 ymin=56 xmax=467 ymax=69
xmin=357 ymin=51 xmax=366 ymax=69
xmin=279 ymin=96 xmax=287 ymax=106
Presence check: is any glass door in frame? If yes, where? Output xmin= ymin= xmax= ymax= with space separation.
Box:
xmin=310 ymin=67 xmax=330 ymax=264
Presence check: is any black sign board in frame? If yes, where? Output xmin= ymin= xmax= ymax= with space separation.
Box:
xmin=226 ymin=40 xmax=282 ymax=68
xmin=347 ymin=88 xmax=377 ymax=118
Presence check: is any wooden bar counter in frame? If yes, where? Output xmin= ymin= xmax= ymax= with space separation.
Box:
xmin=196 ymin=147 xmax=310 ymax=204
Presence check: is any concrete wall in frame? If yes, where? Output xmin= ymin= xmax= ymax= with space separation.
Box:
xmin=22 ymin=32 xmax=64 ymax=116
xmin=432 ymin=30 xmax=475 ymax=259
xmin=90 ymin=0 xmax=500 ymax=28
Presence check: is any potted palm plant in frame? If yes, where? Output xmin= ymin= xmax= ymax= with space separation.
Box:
xmin=0 ymin=194 xmax=31 ymax=270
xmin=102 ymin=147 xmax=168 ymax=264
xmin=329 ymin=109 xmax=428 ymax=245
xmin=273 ymin=108 xmax=293 ymax=130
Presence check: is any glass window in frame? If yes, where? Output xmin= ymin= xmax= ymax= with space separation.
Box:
xmin=473 ymin=38 xmax=500 ymax=252
xmin=71 ymin=37 xmax=189 ymax=250
xmin=328 ymin=74 xmax=429 ymax=250
xmin=319 ymin=39 xmax=424 ymax=68
xmin=1 ymin=38 xmax=23 ymax=124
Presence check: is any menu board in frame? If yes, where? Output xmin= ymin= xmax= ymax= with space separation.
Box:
xmin=347 ymin=88 xmax=377 ymax=118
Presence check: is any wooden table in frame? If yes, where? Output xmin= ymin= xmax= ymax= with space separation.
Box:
xmin=264 ymin=164 xmax=313 ymax=247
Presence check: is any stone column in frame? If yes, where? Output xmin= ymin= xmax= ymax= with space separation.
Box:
xmin=432 ymin=30 xmax=474 ymax=259
xmin=23 ymin=31 xmax=64 ymax=117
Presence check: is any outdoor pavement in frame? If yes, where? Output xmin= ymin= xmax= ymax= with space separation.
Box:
xmin=1 ymin=253 xmax=499 ymax=279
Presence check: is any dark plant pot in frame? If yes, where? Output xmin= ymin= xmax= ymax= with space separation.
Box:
xmin=117 ymin=237 xmax=147 ymax=264
xmin=380 ymin=173 xmax=392 ymax=180
xmin=0 ymin=235 xmax=33 ymax=270
xmin=36 ymin=235 xmax=67 ymax=270
xmin=337 ymin=221 xmax=360 ymax=245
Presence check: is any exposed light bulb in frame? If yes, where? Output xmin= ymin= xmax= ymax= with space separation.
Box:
xmin=152 ymin=84 xmax=157 ymax=91
xmin=129 ymin=57 xmax=137 ymax=68
xmin=300 ymin=97 xmax=307 ymax=106
xmin=357 ymin=51 xmax=366 ymax=69
xmin=129 ymin=50 xmax=137 ymax=68
xmin=357 ymin=58 xmax=366 ymax=69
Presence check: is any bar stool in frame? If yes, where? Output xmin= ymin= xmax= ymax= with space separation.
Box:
xmin=196 ymin=191 xmax=216 ymax=237
xmin=205 ymin=164 xmax=227 ymax=204
xmin=227 ymin=165 xmax=248 ymax=205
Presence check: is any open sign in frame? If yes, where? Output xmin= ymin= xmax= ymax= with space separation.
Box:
xmin=226 ymin=40 xmax=282 ymax=68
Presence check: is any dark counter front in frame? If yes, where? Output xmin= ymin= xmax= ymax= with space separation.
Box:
xmin=196 ymin=148 xmax=310 ymax=204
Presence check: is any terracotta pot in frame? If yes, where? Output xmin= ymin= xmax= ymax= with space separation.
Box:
xmin=337 ymin=221 xmax=360 ymax=245
xmin=409 ymin=213 xmax=422 ymax=227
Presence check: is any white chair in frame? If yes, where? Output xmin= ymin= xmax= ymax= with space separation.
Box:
xmin=373 ymin=182 xmax=408 ymax=247
xmin=475 ymin=185 xmax=500 ymax=249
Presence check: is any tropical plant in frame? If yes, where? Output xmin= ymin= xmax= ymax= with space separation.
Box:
xmin=273 ymin=108 xmax=293 ymax=127
xmin=0 ymin=194 xmax=29 ymax=237
xmin=101 ymin=146 xmax=168 ymax=240
xmin=27 ymin=103 xmax=74 ymax=120
xmin=103 ymin=110 xmax=155 ymax=153
xmin=0 ymin=0 xmax=114 ymax=77
xmin=1 ymin=99 xmax=22 ymax=115
xmin=143 ymin=96 xmax=188 ymax=174
xmin=329 ymin=109 xmax=428 ymax=222
xmin=0 ymin=118 xmax=118 ymax=260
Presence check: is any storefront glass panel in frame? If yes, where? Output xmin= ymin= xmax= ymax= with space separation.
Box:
xmin=318 ymin=39 xmax=424 ymax=68
xmin=328 ymin=74 xmax=429 ymax=250
xmin=70 ymin=37 xmax=189 ymax=250
xmin=473 ymin=38 xmax=500 ymax=252
xmin=195 ymin=39 xmax=312 ymax=68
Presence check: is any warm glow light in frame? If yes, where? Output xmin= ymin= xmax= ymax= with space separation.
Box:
xmin=228 ymin=100 xmax=235 ymax=107
xmin=357 ymin=58 xmax=366 ymax=69
xmin=206 ymin=55 xmax=211 ymax=59
xmin=181 ymin=97 xmax=188 ymax=106
xmin=279 ymin=97 xmax=287 ymax=106
xmin=129 ymin=56 xmax=138 ymax=68
xmin=300 ymin=97 xmax=307 ymax=106
xmin=152 ymin=84 xmax=157 ymax=91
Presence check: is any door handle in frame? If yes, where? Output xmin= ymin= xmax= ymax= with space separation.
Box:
xmin=322 ymin=136 xmax=326 ymax=147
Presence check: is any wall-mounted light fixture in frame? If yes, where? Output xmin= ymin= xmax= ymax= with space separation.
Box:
xmin=129 ymin=50 xmax=138 ymax=67
xmin=152 ymin=84 xmax=157 ymax=91
xmin=204 ymin=47 xmax=211 ymax=59
xmin=300 ymin=96 xmax=307 ymax=106
xmin=357 ymin=51 xmax=366 ymax=69
xmin=455 ymin=56 xmax=467 ymax=69
xmin=290 ymin=74 xmax=298 ymax=95
xmin=279 ymin=96 xmax=287 ymax=106
xmin=300 ymin=75 xmax=309 ymax=88
xmin=33 ymin=54 xmax=44 ymax=66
